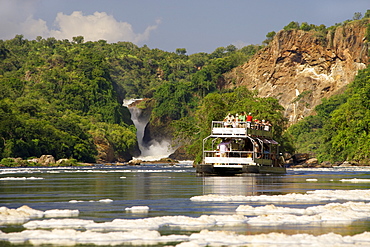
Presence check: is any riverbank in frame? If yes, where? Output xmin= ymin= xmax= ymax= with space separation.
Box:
xmin=0 ymin=156 xmax=182 ymax=168
xmin=1 ymin=155 xmax=367 ymax=168
xmin=285 ymin=154 xmax=370 ymax=168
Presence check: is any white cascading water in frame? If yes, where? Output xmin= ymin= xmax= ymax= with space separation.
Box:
xmin=123 ymin=99 xmax=174 ymax=161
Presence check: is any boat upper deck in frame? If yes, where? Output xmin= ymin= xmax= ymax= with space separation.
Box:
xmin=210 ymin=121 xmax=273 ymax=138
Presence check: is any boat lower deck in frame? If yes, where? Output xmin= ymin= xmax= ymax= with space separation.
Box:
xmin=196 ymin=164 xmax=286 ymax=175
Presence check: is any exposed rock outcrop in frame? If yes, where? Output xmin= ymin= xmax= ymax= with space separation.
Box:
xmin=93 ymin=135 xmax=116 ymax=163
xmin=169 ymin=146 xmax=195 ymax=160
xmin=39 ymin=155 xmax=55 ymax=165
xmin=223 ymin=20 xmax=369 ymax=124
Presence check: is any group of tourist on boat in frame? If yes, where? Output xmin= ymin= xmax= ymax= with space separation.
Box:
xmin=197 ymin=110 xmax=285 ymax=175
xmin=223 ymin=112 xmax=272 ymax=131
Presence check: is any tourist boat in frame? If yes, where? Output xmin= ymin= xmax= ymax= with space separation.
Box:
xmin=196 ymin=120 xmax=286 ymax=175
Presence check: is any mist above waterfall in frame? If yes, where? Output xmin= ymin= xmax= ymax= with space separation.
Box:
xmin=124 ymin=99 xmax=174 ymax=161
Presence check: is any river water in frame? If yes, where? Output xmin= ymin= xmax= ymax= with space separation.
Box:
xmin=1 ymin=165 xmax=370 ymax=246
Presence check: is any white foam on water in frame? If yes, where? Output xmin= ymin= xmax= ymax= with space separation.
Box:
xmin=306 ymin=178 xmax=318 ymax=182
xmin=23 ymin=214 xmax=248 ymax=232
xmin=290 ymin=167 xmax=370 ymax=172
xmin=0 ymin=205 xmax=44 ymax=225
xmin=191 ymin=189 xmax=370 ymax=202
xmin=0 ymin=177 xmax=43 ymax=180
xmin=64 ymin=170 xmax=121 ymax=173
xmin=120 ymin=169 xmax=191 ymax=173
xmin=44 ymin=209 xmax=79 ymax=218
xmin=2 ymin=228 xmax=370 ymax=246
xmin=186 ymin=230 xmax=370 ymax=246
xmin=24 ymin=218 xmax=94 ymax=230
xmin=125 ymin=206 xmax=150 ymax=213
xmin=238 ymin=201 xmax=370 ymax=226
xmin=0 ymin=167 xmax=192 ymax=177
xmin=177 ymin=160 xmax=194 ymax=166
xmin=0 ymin=167 xmax=68 ymax=175
xmin=236 ymin=204 xmax=306 ymax=215
xmin=340 ymin=178 xmax=370 ymax=183
xmin=68 ymin=200 xmax=85 ymax=203
xmin=3 ymin=199 xmax=370 ymax=246
xmin=0 ymin=206 xmax=78 ymax=225
xmin=0 ymin=229 xmax=189 ymax=246
xmin=68 ymin=199 xmax=113 ymax=203
xmin=98 ymin=199 xmax=113 ymax=203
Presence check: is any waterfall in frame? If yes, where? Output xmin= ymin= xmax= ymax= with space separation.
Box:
xmin=123 ymin=99 xmax=174 ymax=161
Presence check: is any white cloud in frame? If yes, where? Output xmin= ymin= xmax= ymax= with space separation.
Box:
xmin=0 ymin=2 xmax=160 ymax=44
xmin=49 ymin=11 xmax=161 ymax=44
xmin=20 ymin=17 xmax=49 ymax=39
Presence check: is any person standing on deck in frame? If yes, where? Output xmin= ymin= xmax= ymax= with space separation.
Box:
xmin=246 ymin=112 xmax=253 ymax=122
xmin=238 ymin=112 xmax=246 ymax=127
xmin=218 ymin=138 xmax=231 ymax=157
xmin=239 ymin=112 xmax=246 ymax=122
xmin=246 ymin=112 xmax=253 ymax=128
xmin=224 ymin=113 xmax=234 ymax=128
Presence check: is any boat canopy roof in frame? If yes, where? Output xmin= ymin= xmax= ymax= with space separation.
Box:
xmin=210 ymin=121 xmax=274 ymax=139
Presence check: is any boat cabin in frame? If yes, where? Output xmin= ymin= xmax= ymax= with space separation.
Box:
xmin=198 ymin=120 xmax=285 ymax=175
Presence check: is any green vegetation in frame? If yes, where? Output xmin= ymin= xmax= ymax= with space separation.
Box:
xmin=285 ymin=64 xmax=370 ymax=164
xmin=1 ymin=10 xmax=369 ymax=166
xmin=0 ymin=36 xmax=142 ymax=163
xmin=277 ymin=12 xmax=370 ymax=46
xmin=0 ymin=34 xmax=261 ymax=164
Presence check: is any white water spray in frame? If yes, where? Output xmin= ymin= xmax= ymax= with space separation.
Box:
xmin=123 ymin=99 xmax=174 ymax=161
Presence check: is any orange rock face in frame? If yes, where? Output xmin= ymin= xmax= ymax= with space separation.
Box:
xmin=223 ymin=20 xmax=369 ymax=124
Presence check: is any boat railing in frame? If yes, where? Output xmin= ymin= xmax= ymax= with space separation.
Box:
xmin=203 ymin=150 xmax=256 ymax=165
xmin=211 ymin=121 xmax=272 ymax=138
xmin=204 ymin=150 xmax=254 ymax=158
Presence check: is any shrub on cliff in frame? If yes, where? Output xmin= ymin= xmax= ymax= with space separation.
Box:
xmin=286 ymin=64 xmax=370 ymax=165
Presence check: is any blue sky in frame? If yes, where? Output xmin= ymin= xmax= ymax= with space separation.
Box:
xmin=1 ymin=0 xmax=369 ymax=54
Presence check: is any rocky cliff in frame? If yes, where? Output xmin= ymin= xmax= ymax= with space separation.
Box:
xmin=223 ymin=20 xmax=369 ymax=123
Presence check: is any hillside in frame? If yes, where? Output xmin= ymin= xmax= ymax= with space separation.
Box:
xmin=0 ymin=35 xmax=259 ymax=163
xmin=1 ymin=16 xmax=369 ymax=165
xmin=223 ymin=19 xmax=370 ymax=124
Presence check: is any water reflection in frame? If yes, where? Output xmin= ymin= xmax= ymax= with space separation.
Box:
xmin=202 ymin=176 xmax=258 ymax=196
xmin=201 ymin=174 xmax=289 ymax=197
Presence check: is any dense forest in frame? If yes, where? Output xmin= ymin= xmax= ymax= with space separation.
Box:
xmin=1 ymin=10 xmax=369 ymax=165
xmin=0 ymin=34 xmax=262 ymax=164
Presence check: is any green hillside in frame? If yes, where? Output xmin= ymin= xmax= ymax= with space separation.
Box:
xmin=0 ymin=35 xmax=261 ymax=163
xmin=1 ymin=10 xmax=369 ymax=165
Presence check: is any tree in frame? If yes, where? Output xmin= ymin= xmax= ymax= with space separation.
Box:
xmin=225 ymin=44 xmax=237 ymax=53
xmin=210 ymin=47 xmax=226 ymax=59
xmin=353 ymin=12 xmax=362 ymax=20
xmin=300 ymin=22 xmax=311 ymax=31
xmin=284 ymin=21 xmax=300 ymax=30
xmin=72 ymin=36 xmax=84 ymax=44
xmin=364 ymin=9 xmax=370 ymax=19
xmin=189 ymin=52 xmax=208 ymax=69
xmin=263 ymin=31 xmax=276 ymax=45
xmin=175 ymin=48 xmax=187 ymax=55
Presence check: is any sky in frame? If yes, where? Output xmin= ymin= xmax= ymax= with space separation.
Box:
xmin=1 ymin=0 xmax=369 ymax=54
